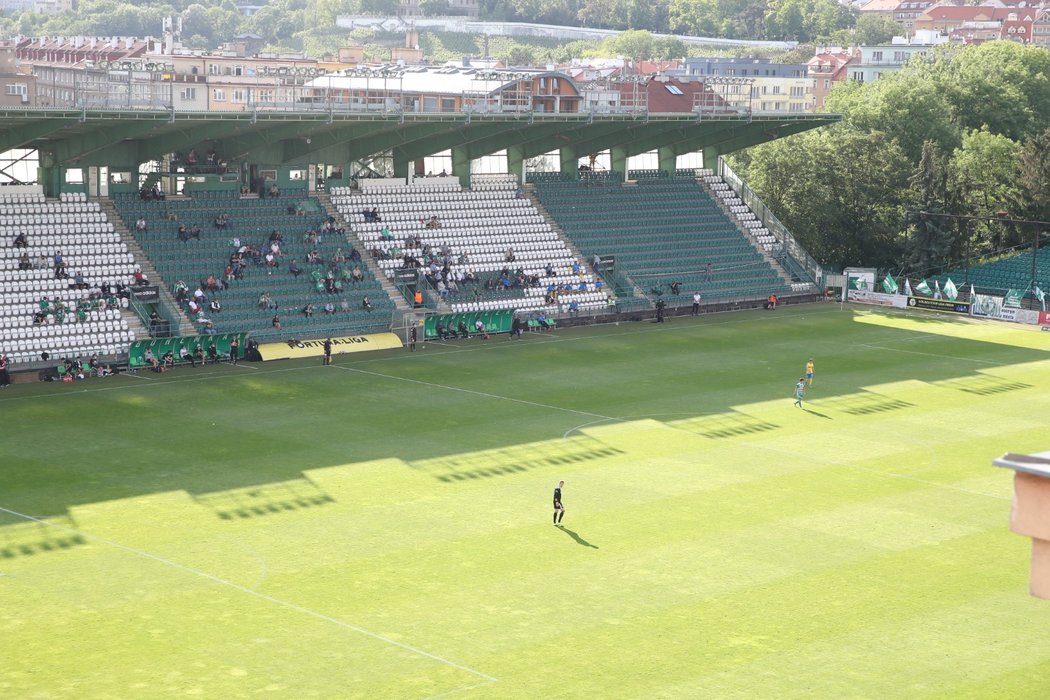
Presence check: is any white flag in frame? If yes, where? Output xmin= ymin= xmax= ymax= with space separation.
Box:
xmin=1036 ymin=286 xmax=1046 ymax=312
xmin=904 ymin=278 xmax=912 ymax=296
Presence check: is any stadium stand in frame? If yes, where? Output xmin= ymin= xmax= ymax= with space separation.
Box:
xmin=530 ymin=174 xmax=793 ymax=303
xmin=931 ymin=247 xmax=1050 ymax=297
xmin=0 ymin=190 xmax=138 ymax=366
xmin=329 ymin=174 xmax=610 ymax=315
xmin=112 ymin=189 xmax=395 ymax=340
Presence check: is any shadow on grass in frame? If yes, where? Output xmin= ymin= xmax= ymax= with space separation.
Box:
xmin=558 ymin=525 xmax=599 ymax=549
xmin=803 ymin=408 xmax=832 ymax=419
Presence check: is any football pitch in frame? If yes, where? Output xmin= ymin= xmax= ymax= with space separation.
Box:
xmin=3 ymin=303 xmax=1050 ymax=699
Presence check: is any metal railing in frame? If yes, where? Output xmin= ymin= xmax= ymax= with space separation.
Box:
xmin=718 ymin=157 xmax=823 ymax=288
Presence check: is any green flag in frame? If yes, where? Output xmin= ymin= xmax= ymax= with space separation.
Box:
xmin=1004 ymin=289 xmax=1023 ymax=308
xmin=882 ymin=273 xmax=898 ymax=294
xmin=915 ymin=279 xmax=931 ymax=295
xmin=943 ymin=278 xmax=958 ymax=301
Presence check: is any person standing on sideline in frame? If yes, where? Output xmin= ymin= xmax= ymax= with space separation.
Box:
xmin=805 ymin=358 xmax=815 ymax=386
xmin=323 ymin=338 xmax=332 ymax=365
xmin=229 ymin=336 xmax=239 ymax=364
xmin=794 ymin=377 xmax=806 ymax=408
xmin=553 ymin=480 xmax=565 ymax=525
xmin=691 ymin=291 xmax=701 ymax=316
xmin=408 ymin=325 xmax=417 ymax=352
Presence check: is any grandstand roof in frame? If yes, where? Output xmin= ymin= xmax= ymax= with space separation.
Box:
xmin=0 ymin=108 xmax=841 ymax=173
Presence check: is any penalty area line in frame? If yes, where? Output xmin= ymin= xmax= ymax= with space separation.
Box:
xmin=0 ymin=505 xmax=498 ymax=685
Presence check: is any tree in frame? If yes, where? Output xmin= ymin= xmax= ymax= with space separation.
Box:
xmin=853 ymin=12 xmax=900 ymax=45
xmin=1020 ymin=128 xmax=1050 ymax=223
xmin=420 ymin=0 xmax=450 ymax=15
xmin=740 ymin=127 xmax=911 ymax=269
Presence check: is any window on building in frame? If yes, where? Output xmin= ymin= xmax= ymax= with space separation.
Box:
xmin=5 ymin=83 xmax=28 ymax=97
xmin=65 ymin=168 xmax=84 ymax=184
xmin=665 ymin=85 xmax=683 ymax=95
xmin=180 ymin=87 xmax=197 ymax=101
xmin=232 ymin=89 xmax=248 ymax=103
xmin=423 ymin=96 xmax=437 ymax=112
xmin=441 ymin=97 xmax=456 ymax=111
xmin=212 ymin=89 xmax=225 ymax=101
xmin=824 ymin=79 xmax=830 ymax=89
xmin=790 ymin=86 xmax=804 ymax=97
xmin=872 ymin=51 xmax=883 ymax=61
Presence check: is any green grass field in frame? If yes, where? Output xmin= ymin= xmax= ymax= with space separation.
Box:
xmin=3 ymin=304 xmax=1050 ymax=699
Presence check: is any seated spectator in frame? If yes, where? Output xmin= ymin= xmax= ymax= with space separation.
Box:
xmin=569 ymin=299 xmax=579 ymax=316
xmin=19 ymin=253 xmax=31 ymax=270
xmin=670 ymin=280 xmax=681 ymax=296
xmin=332 ymin=248 xmax=346 ymax=264
xmin=187 ymin=299 xmax=201 ymax=315
xmin=289 ymin=259 xmax=302 ymax=277
xmin=268 ymin=183 xmax=280 ymax=198
xmin=190 ymin=224 xmax=201 ymax=240
xmin=177 ymin=224 xmax=189 ymax=242
xmin=272 ymin=314 xmax=281 ymax=330
xmin=257 ymin=292 xmax=272 ymax=309
xmin=143 ymin=348 xmax=160 ymax=371
xmin=339 ymin=299 xmax=350 ymax=313
xmin=361 ymin=296 xmax=373 ymax=313
xmin=134 ymin=218 xmax=148 ymax=233
xmin=34 ymin=254 xmax=48 ymax=270
xmin=13 ymin=231 xmax=28 ymax=248
xmin=194 ymin=346 xmax=205 ymax=365
xmin=209 ymin=299 xmax=222 ymax=314
xmin=302 ymin=303 xmax=314 ymax=318
xmin=425 ymin=215 xmax=441 ymax=230
xmin=505 ymin=247 xmax=515 ymax=263
xmin=324 ymin=301 xmax=335 ymax=315
xmin=163 ymin=350 xmax=176 ymax=367
xmin=133 ymin=270 xmax=149 ymax=286
xmin=458 ymin=319 xmax=469 ymax=338
xmin=474 ymin=319 xmax=489 ymax=340
xmin=71 ymin=271 xmax=87 ymax=290
xmin=208 ymin=345 xmax=220 ymax=363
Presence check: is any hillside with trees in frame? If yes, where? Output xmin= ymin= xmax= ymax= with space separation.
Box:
xmin=732 ymin=42 xmax=1050 ymax=276
xmin=0 ymin=0 xmax=863 ymax=50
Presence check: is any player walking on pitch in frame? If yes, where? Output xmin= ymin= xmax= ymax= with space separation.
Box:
xmin=553 ymin=480 xmax=565 ymax=525
xmin=806 ymin=358 xmax=815 ymax=386
xmin=794 ymin=377 xmax=806 ymax=408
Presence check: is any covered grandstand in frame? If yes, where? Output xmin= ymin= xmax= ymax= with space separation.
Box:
xmin=0 ymin=106 xmax=841 ymax=375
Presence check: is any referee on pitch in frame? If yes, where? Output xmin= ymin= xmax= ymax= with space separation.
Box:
xmin=553 ymin=480 xmax=565 ymax=525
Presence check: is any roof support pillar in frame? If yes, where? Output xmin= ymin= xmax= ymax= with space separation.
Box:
xmin=701 ymin=146 xmax=721 ymax=170
xmin=451 ymin=146 xmax=471 ymax=188
xmin=507 ymin=144 xmax=525 ymax=184
xmin=559 ymin=145 xmax=578 ymax=176
xmin=658 ymin=146 xmax=677 ymax=175
xmin=610 ymin=144 xmax=628 ymax=179
xmin=393 ymin=157 xmax=409 ymax=179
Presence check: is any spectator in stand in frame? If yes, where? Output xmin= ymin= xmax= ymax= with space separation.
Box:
xmin=289 ymin=259 xmax=302 ymax=277
xmin=324 ymin=301 xmax=335 ymax=315
xmin=339 ymin=299 xmax=350 ymax=313
xmin=272 ymin=314 xmax=281 ymax=331
xmin=194 ymin=346 xmax=205 ymax=365
xmin=162 ymin=350 xmax=175 ymax=368
xmin=143 ymin=348 xmax=160 ymax=371
xmin=569 ymin=299 xmax=579 ymax=317
xmin=190 ymin=224 xmax=201 ymax=240
xmin=177 ymin=224 xmax=189 ymax=242
xmin=180 ymin=344 xmax=194 ymax=366
xmin=13 ymin=231 xmax=28 ymax=248
xmin=474 ymin=319 xmax=489 ymax=340
xmin=361 ymin=296 xmax=373 ymax=313
xmin=19 ymin=253 xmax=31 ymax=270
xmin=670 ymin=280 xmax=681 ymax=296
xmin=268 ymin=183 xmax=280 ymax=198
xmin=209 ymin=299 xmax=222 ymax=314
xmin=35 ymin=253 xmax=48 ymax=270
xmin=302 ymin=303 xmax=314 ymax=318
xmin=134 ymin=217 xmax=147 ymax=233
xmin=133 ymin=270 xmax=149 ymax=286
xmin=208 ymin=345 xmax=220 ymax=363
xmin=257 ymin=292 xmax=272 ymax=309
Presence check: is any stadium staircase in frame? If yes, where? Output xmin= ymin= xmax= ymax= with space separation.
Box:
xmin=101 ymin=198 xmax=195 ymax=336
xmin=111 ymin=189 xmax=396 ymax=341
xmin=530 ymin=174 xmax=791 ymax=307
xmin=0 ymin=191 xmax=140 ymax=368
xmin=329 ymin=175 xmax=609 ymax=316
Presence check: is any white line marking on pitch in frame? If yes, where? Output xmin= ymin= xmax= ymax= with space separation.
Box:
xmin=857 ymin=343 xmax=1001 ymax=365
xmin=421 ymin=679 xmax=498 ymax=700
xmin=331 ymin=364 xmax=616 ymax=421
xmin=0 ymin=505 xmax=498 ymax=685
